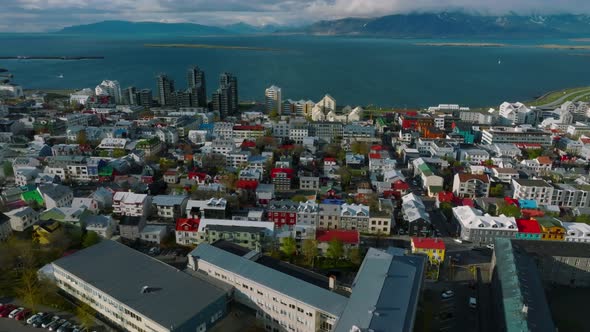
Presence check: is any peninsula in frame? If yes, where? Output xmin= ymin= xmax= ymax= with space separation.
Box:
xmin=144 ymin=43 xmax=281 ymax=51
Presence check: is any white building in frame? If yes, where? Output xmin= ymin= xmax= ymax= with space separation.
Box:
xmin=453 ymin=206 xmax=517 ymax=244
xmin=562 ymin=222 xmax=590 ymax=243
xmin=339 ymin=203 xmax=370 ymax=231
xmin=5 ymin=207 xmax=39 ymax=232
xmin=139 ymin=225 xmax=167 ymax=244
xmin=551 ymin=184 xmax=590 ymax=208
xmin=460 ymin=149 xmax=490 ymax=164
xmin=265 ymin=85 xmax=282 ymax=114
xmin=492 ymin=168 xmax=519 ymax=183
xmin=511 ymin=178 xmax=554 ymax=206
xmin=297 ymin=200 xmax=319 ymax=227
xmin=70 ymin=88 xmax=95 ymax=105
xmin=95 ymin=80 xmax=122 ymax=104
xmin=499 ymin=102 xmax=535 ymax=125
xmin=482 ymin=127 xmax=552 ymax=147
xmin=490 ymin=143 xmax=522 ymax=158
xmin=452 ymin=173 xmax=490 ymax=198
xmin=112 ymin=192 xmax=151 ymax=217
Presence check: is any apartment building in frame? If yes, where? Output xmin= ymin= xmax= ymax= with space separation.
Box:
xmin=297 ymin=200 xmax=319 ymax=227
xmin=53 ymin=240 xmax=230 ymax=332
xmin=186 ymin=198 xmax=229 ymax=219
xmin=112 ymin=192 xmax=151 ymax=217
xmin=339 ymin=203 xmax=370 ymax=232
xmin=189 ymin=243 xmax=347 ymax=332
xmin=152 ymin=195 xmax=188 ymax=220
xmin=482 ymin=127 xmax=552 ymax=147
xmin=299 ymin=176 xmax=320 ymax=190
xmin=511 ymin=179 xmax=554 ymax=206
xmin=175 ymin=218 xmax=200 ymax=246
xmin=452 ymin=173 xmax=490 ymax=198
xmin=453 ymin=206 xmax=517 ymax=245
xmin=562 ymin=222 xmax=590 ymax=243
xmin=491 ymin=168 xmax=519 ymax=183
xmin=5 ymin=206 xmax=39 ymax=232
xmin=551 ymin=184 xmax=590 ymax=208
xmin=267 ymin=200 xmax=298 ymax=227
xmin=318 ymin=203 xmax=341 ymax=230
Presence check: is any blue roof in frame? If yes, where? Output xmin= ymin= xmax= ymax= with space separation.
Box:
xmin=322 ymin=199 xmax=344 ymax=205
xmin=518 ymin=199 xmax=537 ymax=209
xmin=152 ymin=195 xmax=188 ymax=206
xmin=190 ymin=244 xmax=348 ymax=316
xmin=199 ymin=123 xmax=214 ymax=131
xmin=334 ymin=248 xmax=426 ymax=332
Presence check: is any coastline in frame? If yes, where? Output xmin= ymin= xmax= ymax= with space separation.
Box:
xmin=144 ymin=43 xmax=282 ymax=51
xmin=414 ymin=42 xmax=506 ymax=47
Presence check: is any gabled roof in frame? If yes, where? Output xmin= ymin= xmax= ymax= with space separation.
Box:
xmin=175 ymin=218 xmax=200 ymax=232
xmin=516 ymin=219 xmax=541 ymax=234
xmin=411 ymin=237 xmax=445 ymax=250
xmin=152 ymin=195 xmax=187 ymax=207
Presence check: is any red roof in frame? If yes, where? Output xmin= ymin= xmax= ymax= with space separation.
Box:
xmin=241 ymin=140 xmax=256 ymax=148
xmin=271 ymin=168 xmax=294 ymax=178
xmin=521 ymin=209 xmax=545 ymax=218
xmin=580 ymin=137 xmax=590 ymax=144
xmin=504 ymin=197 xmax=519 ymax=206
xmin=370 ymin=145 xmax=383 ymax=151
xmin=188 ymin=172 xmax=208 ymax=181
xmin=316 ymin=230 xmax=359 ymax=244
xmin=437 ymin=191 xmax=454 ymax=203
xmin=369 ymin=153 xmax=381 ymax=159
xmin=454 ymin=198 xmax=474 ymax=207
xmin=324 ymin=157 xmax=336 ymax=162
xmin=536 ymin=156 xmax=552 ymax=165
xmin=233 ymin=125 xmax=264 ymax=131
xmin=392 ymin=180 xmax=410 ymax=191
xmin=175 ymin=218 xmax=200 ymax=232
xmin=236 ymin=179 xmax=259 ymax=190
xmin=411 ymin=237 xmax=446 ymax=250
xmin=516 ymin=219 xmax=541 ymax=234
xmin=516 ymin=143 xmax=542 ymax=149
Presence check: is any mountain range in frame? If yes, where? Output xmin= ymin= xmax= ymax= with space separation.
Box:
xmin=58 ymin=13 xmax=590 ymax=38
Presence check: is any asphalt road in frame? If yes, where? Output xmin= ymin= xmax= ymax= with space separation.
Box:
xmin=0 ymin=318 xmax=41 ymax=332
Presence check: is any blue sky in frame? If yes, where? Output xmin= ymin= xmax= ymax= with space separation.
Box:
xmin=3 ymin=0 xmax=590 ymax=32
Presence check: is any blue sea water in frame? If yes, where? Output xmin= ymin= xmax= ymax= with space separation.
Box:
xmin=0 ymin=33 xmax=589 ymax=108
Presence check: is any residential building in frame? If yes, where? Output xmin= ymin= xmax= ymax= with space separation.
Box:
xmin=482 ymin=127 xmax=552 ymax=147
xmin=157 ymin=74 xmax=175 ymax=106
xmin=186 ymin=198 xmax=229 ymax=219
xmin=334 ymin=247 xmax=426 ymax=332
xmin=316 ymin=230 xmax=359 ymax=256
xmin=112 ymin=192 xmax=151 ymax=218
xmin=53 ymin=240 xmax=230 ymax=332
xmin=535 ymin=217 xmax=566 ymax=241
xmin=83 ymin=215 xmax=115 ymax=239
xmin=119 ymin=216 xmax=146 ymax=241
xmin=412 ymin=158 xmax=444 ymax=197
xmin=490 ymin=238 xmax=556 ymax=332
xmin=189 ymin=243 xmax=347 ymax=332
xmin=70 ymin=88 xmax=95 ymax=105
xmin=37 ymin=184 xmax=73 ymax=209
xmin=187 ymin=66 xmax=207 ymax=107
xmin=452 ymin=173 xmax=490 ymax=198
xmin=401 ymin=194 xmax=432 ymax=237
xmin=562 ymin=222 xmax=590 ymax=243
xmin=453 ymin=206 xmax=517 ymax=245
xmin=515 ymin=218 xmax=542 ymax=241
xmin=551 ymin=184 xmax=590 ymax=208
xmin=95 ymin=80 xmax=122 ymax=104
xmin=139 ymin=225 xmax=168 ymax=244
xmin=490 ymin=143 xmax=522 ymax=158
xmin=265 ymin=85 xmax=282 ymax=114
xmin=492 ymin=168 xmax=519 ymax=183
xmin=175 ymin=218 xmax=200 ymax=246
xmin=308 ymin=122 xmax=343 ymax=144
xmin=152 ymin=195 xmax=189 ymax=220
xmin=197 ymin=219 xmax=274 ymax=251
xmin=299 ymin=176 xmax=320 ymax=191
xmin=267 ymin=200 xmax=298 ymax=228
xmin=498 ymin=102 xmax=535 ymax=125
xmin=0 ymin=213 xmax=11 ymax=241
xmin=5 ymin=206 xmax=39 ymax=232
xmin=32 ymin=221 xmax=61 ymax=245
xmin=339 ymin=203 xmax=370 ymax=232
xmin=411 ymin=237 xmax=446 ymax=264
xmin=519 ymin=156 xmax=553 ymax=175
xmin=511 ymin=179 xmax=554 ymax=206
xmin=271 ymin=168 xmax=294 ymax=192
xmin=459 ymin=149 xmax=490 ymax=164
xmin=297 ymin=200 xmax=319 ymax=227
xmin=318 ymin=203 xmax=341 ymax=230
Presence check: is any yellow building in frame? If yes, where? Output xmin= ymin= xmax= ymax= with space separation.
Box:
xmin=411 ymin=237 xmax=446 ymax=264
xmin=33 ymin=221 xmax=61 ymax=245
xmin=535 ymin=217 xmax=565 ymax=241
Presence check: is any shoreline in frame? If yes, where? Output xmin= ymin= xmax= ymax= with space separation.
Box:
xmin=414 ymin=42 xmax=506 ymax=47
xmin=144 ymin=43 xmax=282 ymax=51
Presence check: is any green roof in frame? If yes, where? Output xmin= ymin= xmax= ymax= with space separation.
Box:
xmin=535 ymin=217 xmax=563 ymax=229
xmin=429 ymin=186 xmax=443 ymax=193
xmin=98 ymin=165 xmax=113 ymax=176
xmin=21 ymin=190 xmax=44 ymax=205
xmin=418 ymin=163 xmax=433 ymax=176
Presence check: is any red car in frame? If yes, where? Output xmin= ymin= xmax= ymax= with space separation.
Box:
xmin=15 ymin=309 xmax=31 ymax=321
xmin=0 ymin=304 xmax=17 ymax=317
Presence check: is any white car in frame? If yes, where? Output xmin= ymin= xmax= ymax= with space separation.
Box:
xmin=8 ymin=307 xmax=24 ymax=319
xmin=453 ymin=238 xmax=463 ymax=244
xmin=26 ymin=312 xmax=44 ymax=325
xmin=486 ymin=244 xmax=495 ymax=250
xmin=441 ymin=290 xmax=455 ymax=299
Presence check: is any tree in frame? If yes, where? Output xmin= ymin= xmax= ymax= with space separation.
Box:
xmin=76 ymin=130 xmax=87 ymax=145
xmin=112 ymin=148 xmax=126 ymax=158
xmin=98 ymin=150 xmax=110 ymax=158
xmin=82 ymin=231 xmax=101 ymax=248
xmin=291 ymin=195 xmax=308 ymax=203
xmin=348 ymin=248 xmax=362 ymax=266
xmin=526 ymin=149 xmax=543 ymax=159
xmin=76 ymin=302 xmax=96 ymax=329
xmin=280 ymin=237 xmax=297 ymax=257
xmin=326 ymin=239 xmax=344 ymax=259
xmin=17 ymin=268 xmax=42 ymax=312
xmin=337 ymin=167 xmax=352 ymax=189
xmin=219 ymin=173 xmax=238 ymax=192
xmin=439 ymin=202 xmax=453 ymax=219
xmin=575 ymin=214 xmax=590 ymax=224
xmin=490 ymin=184 xmax=505 ymax=198
xmin=497 ymin=203 xmax=521 ymax=218
xmin=269 ymin=109 xmax=279 ymax=120
xmin=301 ymin=239 xmax=318 ymax=266
xmin=351 ymin=141 xmax=369 ymax=155
xmin=3 ymin=161 xmax=14 ymax=177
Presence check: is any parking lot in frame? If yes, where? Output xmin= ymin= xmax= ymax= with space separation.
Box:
xmin=425 ymin=280 xmax=480 ymax=332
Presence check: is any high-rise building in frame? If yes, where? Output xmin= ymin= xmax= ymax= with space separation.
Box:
xmin=123 ymin=86 xmax=137 ymax=105
xmin=172 ymin=89 xmax=194 ymax=108
xmin=157 ymin=74 xmax=175 ymax=107
xmin=138 ymin=89 xmax=153 ymax=107
xmin=219 ymin=72 xmax=238 ymax=113
xmin=212 ymin=86 xmax=231 ymax=119
xmin=187 ymin=66 xmax=207 ymax=107
xmin=95 ymin=80 xmax=122 ymax=104
xmin=265 ymin=85 xmax=281 ymax=115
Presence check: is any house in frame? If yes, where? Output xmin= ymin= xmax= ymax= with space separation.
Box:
xmin=186 ymin=198 xmax=229 ymax=219
xmin=112 ymin=192 xmax=151 ymax=217
xmin=339 ymin=203 xmax=370 ymax=232
xmin=368 ymin=209 xmax=393 ymax=235
xmin=91 ymin=187 xmax=114 ymax=211
xmin=512 ymin=179 xmax=554 ymax=206
xmin=32 ymin=220 xmax=61 ymax=245
xmin=515 ymin=218 xmax=542 ymax=241
xmin=519 ymin=156 xmax=553 ymax=175
xmin=37 ymin=184 xmax=73 ymax=209
xmin=411 ymin=237 xmax=446 ymax=264
xmin=0 ymin=213 xmax=12 ymax=241
xmin=71 ymin=197 xmax=99 ymax=214
xmin=83 ymin=215 xmax=115 ymax=239
xmin=197 ymin=219 xmax=275 ymax=251
xmin=316 ymin=230 xmax=360 ymax=256
xmin=40 ymin=207 xmax=90 ymax=227
xmin=460 ymin=149 xmax=490 ymax=165
xmin=163 ymin=169 xmax=179 ymax=184
xmin=453 ymin=206 xmax=517 ymax=245
xmin=452 ymin=173 xmax=490 ymax=198
xmin=175 ymin=218 xmax=200 ymax=246
xmin=15 ymin=167 xmax=39 ymax=187
xmin=297 ymin=200 xmax=319 ymax=227
xmin=318 ymin=203 xmax=342 ymax=230
xmin=401 ymin=194 xmax=432 ymax=237
xmin=152 ymin=195 xmax=188 ymax=220
xmin=492 ymin=168 xmax=519 ymax=183
xmin=267 ymin=200 xmax=299 ymax=227
xmin=140 ymin=225 xmax=168 ymax=244
xmin=299 ymin=176 xmax=320 ymax=190
xmin=270 ymin=168 xmax=294 ymax=191
xmin=562 ymin=222 xmax=590 ymax=243
xmin=534 ymin=217 xmax=566 ymax=241
xmin=490 ymin=143 xmax=522 ymax=158
xmin=118 ymin=216 xmax=146 ymax=241
xmin=256 ymin=184 xmax=274 ymax=206
xmin=52 ymin=240 xmax=230 ymax=332
xmin=5 ymin=206 xmax=39 ymax=232
xmin=412 ymin=158 xmax=444 ymax=197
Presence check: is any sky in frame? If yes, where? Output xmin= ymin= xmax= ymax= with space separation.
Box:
xmin=2 ymin=0 xmax=590 ymax=32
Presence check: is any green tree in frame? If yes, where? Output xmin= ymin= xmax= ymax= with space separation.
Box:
xmin=497 ymin=203 xmax=522 ymax=218
xmin=17 ymin=268 xmax=42 ymax=312
xmin=219 ymin=173 xmax=238 ymax=192
xmin=490 ymin=184 xmax=505 ymax=197
xmin=439 ymin=202 xmax=453 ymax=219
xmin=82 ymin=231 xmax=101 ymax=248
xmin=326 ymin=239 xmax=344 ymax=259
xmin=337 ymin=167 xmax=352 ymax=189
xmin=575 ymin=214 xmax=590 ymax=224
xmin=112 ymin=148 xmax=126 ymax=158
xmin=301 ymin=239 xmax=318 ymax=266
xmin=348 ymin=247 xmax=362 ymax=266
xmin=280 ymin=237 xmax=297 ymax=257
xmin=526 ymin=149 xmax=543 ymax=159
xmin=76 ymin=302 xmax=96 ymax=329
xmin=98 ymin=150 xmax=110 ymax=157
xmin=269 ymin=109 xmax=279 ymax=120
xmin=350 ymin=141 xmax=369 ymax=155
xmin=291 ymin=195 xmax=308 ymax=203
xmin=3 ymin=161 xmax=14 ymax=177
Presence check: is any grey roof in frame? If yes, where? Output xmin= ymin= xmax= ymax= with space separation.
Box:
xmin=512 ymin=239 xmax=590 ymax=258
xmin=190 ymin=244 xmax=348 ymax=316
xmin=513 ymin=179 xmax=552 ymax=187
xmin=207 ymin=224 xmax=267 ymax=234
xmin=334 ymin=248 xmax=426 ymax=332
xmin=152 ymin=195 xmax=188 ymax=206
xmin=493 ymin=238 xmax=555 ymax=332
xmin=52 ymin=240 xmax=229 ymax=329
xmin=38 ymin=184 xmax=72 ymax=200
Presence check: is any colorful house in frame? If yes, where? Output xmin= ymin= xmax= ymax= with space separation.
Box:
xmin=316 ymin=230 xmax=360 ymax=256
xmin=32 ymin=220 xmax=61 ymax=245
xmin=21 ymin=189 xmax=44 ymax=207
xmin=535 ymin=217 xmax=566 ymax=241
xmin=410 ymin=237 xmax=446 ymax=264
xmin=515 ymin=219 xmax=542 ymax=241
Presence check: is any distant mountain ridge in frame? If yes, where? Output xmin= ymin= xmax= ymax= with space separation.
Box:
xmin=58 ymin=20 xmax=230 ymax=35
xmin=303 ymin=12 xmax=590 ymax=38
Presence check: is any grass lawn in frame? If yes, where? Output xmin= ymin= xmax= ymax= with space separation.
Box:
xmin=528 ymin=86 xmax=590 ymax=106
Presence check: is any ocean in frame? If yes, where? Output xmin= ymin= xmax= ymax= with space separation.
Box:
xmin=0 ymin=33 xmax=589 ymax=108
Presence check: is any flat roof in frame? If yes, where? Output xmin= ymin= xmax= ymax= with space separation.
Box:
xmin=190 ymin=244 xmax=348 ymax=316
xmin=52 ymin=240 xmax=229 ymax=329
xmin=335 ymin=248 xmax=426 ymax=332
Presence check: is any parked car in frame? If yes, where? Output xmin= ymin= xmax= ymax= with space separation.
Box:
xmin=27 ymin=312 xmax=45 ymax=325
xmin=8 ymin=307 xmax=25 ymax=319
xmin=486 ymin=244 xmax=495 ymax=250
xmin=15 ymin=309 xmax=32 ymax=320
xmin=42 ymin=315 xmax=60 ymax=328
xmin=48 ymin=318 xmax=67 ymax=331
xmin=441 ymin=290 xmax=455 ymax=299
xmin=469 ymin=297 xmax=477 ymax=309
xmin=33 ymin=313 xmax=53 ymax=328
xmin=57 ymin=321 xmax=73 ymax=332
xmin=453 ymin=238 xmax=462 ymax=244
xmin=0 ymin=304 xmax=17 ymax=317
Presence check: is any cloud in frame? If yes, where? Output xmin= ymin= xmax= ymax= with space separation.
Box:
xmin=3 ymin=0 xmax=590 ymax=32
